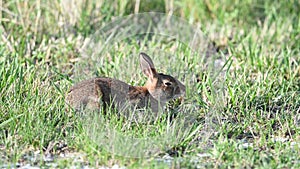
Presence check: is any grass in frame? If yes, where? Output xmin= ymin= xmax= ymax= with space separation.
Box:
xmin=0 ymin=0 xmax=299 ymax=168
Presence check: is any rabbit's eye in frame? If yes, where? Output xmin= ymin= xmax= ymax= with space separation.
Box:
xmin=164 ymin=82 xmax=172 ymax=86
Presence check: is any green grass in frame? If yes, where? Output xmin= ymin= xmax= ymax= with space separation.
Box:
xmin=1 ymin=0 xmax=299 ymax=168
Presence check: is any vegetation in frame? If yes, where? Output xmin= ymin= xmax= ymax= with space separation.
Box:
xmin=0 ymin=0 xmax=299 ymax=168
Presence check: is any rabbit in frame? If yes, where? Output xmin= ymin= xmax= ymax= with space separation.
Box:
xmin=66 ymin=52 xmax=186 ymax=118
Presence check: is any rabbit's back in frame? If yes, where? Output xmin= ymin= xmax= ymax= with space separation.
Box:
xmin=66 ymin=77 xmax=156 ymax=112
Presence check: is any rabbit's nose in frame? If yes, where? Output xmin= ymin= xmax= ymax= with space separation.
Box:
xmin=174 ymin=86 xmax=181 ymax=96
xmin=175 ymin=80 xmax=186 ymax=95
xmin=178 ymin=83 xmax=186 ymax=93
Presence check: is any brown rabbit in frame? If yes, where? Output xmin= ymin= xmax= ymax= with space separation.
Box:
xmin=66 ymin=52 xmax=185 ymax=116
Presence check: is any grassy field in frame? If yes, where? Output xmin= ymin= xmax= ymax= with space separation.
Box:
xmin=0 ymin=0 xmax=299 ymax=168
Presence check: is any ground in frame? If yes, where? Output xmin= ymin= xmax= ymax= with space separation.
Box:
xmin=0 ymin=0 xmax=299 ymax=168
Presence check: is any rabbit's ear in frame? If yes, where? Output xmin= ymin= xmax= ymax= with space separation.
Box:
xmin=140 ymin=52 xmax=157 ymax=80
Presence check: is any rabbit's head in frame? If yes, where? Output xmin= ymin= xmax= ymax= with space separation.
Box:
xmin=140 ymin=52 xmax=186 ymax=104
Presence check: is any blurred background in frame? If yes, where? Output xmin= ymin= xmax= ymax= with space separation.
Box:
xmin=1 ymin=0 xmax=299 ymax=58
xmin=0 ymin=0 xmax=299 ymax=168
